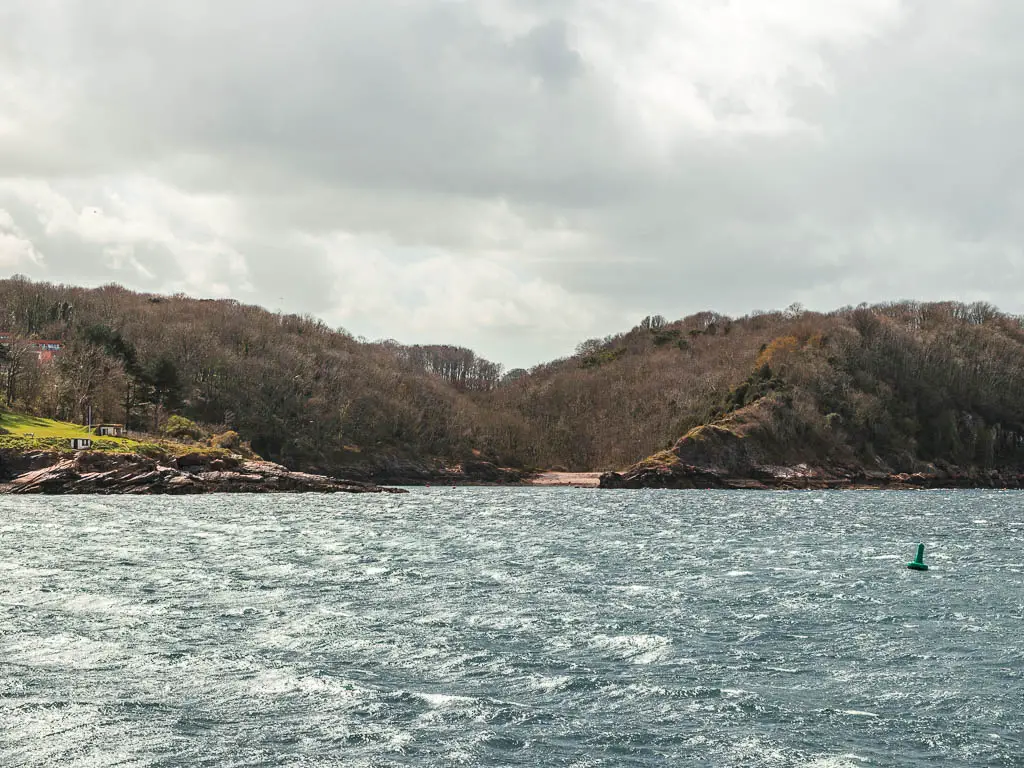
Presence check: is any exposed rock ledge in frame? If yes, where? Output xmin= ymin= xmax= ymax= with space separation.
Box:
xmin=599 ymin=460 xmax=1024 ymax=490
xmin=0 ymin=451 xmax=404 ymax=495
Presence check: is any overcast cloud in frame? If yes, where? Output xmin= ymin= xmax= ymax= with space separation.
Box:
xmin=1 ymin=1 xmax=1022 ymax=367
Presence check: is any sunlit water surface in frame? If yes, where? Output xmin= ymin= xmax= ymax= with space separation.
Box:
xmin=1 ymin=489 xmax=1022 ymax=767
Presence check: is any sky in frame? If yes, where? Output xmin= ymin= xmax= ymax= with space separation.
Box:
xmin=1 ymin=1 xmax=1023 ymax=369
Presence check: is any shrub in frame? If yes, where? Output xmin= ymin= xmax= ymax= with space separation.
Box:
xmin=651 ymin=329 xmax=682 ymax=346
xmin=133 ymin=442 xmax=171 ymax=461
xmin=756 ymin=335 xmax=801 ymax=368
xmin=580 ymin=348 xmax=627 ymax=369
xmin=163 ymin=415 xmax=206 ymax=441
xmin=210 ymin=430 xmax=240 ymax=450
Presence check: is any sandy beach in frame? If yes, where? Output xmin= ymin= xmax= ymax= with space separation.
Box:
xmin=527 ymin=472 xmax=602 ymax=488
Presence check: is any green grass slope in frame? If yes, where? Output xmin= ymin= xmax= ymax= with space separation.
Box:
xmin=0 ymin=411 xmax=226 ymax=458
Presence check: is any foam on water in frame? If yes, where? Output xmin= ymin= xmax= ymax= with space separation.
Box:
xmin=1 ymin=489 xmax=1023 ymax=766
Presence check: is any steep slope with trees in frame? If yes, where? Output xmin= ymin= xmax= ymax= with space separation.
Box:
xmin=3 ymin=276 xmax=1024 ymax=485
xmin=0 ymin=277 xmax=499 ymax=477
xmin=599 ymin=302 xmax=1024 ymax=486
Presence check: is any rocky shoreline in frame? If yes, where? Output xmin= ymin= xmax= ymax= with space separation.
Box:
xmin=599 ymin=460 xmax=1024 ymax=490
xmin=0 ymin=450 xmax=403 ymax=495
xmin=4 ymin=446 xmax=1018 ymax=495
xmin=596 ymin=415 xmax=1024 ymax=491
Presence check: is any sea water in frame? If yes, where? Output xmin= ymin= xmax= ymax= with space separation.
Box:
xmin=0 ymin=489 xmax=1021 ymax=767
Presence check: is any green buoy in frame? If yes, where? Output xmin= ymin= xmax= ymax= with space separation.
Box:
xmin=907 ymin=543 xmax=929 ymax=571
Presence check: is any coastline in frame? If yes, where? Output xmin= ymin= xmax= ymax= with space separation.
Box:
xmin=598 ymin=461 xmax=1024 ymax=490
xmin=3 ymin=447 xmax=1021 ymax=494
xmin=0 ymin=450 xmax=404 ymax=495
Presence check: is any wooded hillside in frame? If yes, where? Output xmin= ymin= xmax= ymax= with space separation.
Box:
xmin=0 ymin=277 xmax=495 ymax=472
xmin=2 ymin=275 xmax=1023 ymax=477
xmin=493 ymin=301 xmax=1024 ymax=474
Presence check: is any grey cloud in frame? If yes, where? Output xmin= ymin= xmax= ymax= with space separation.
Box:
xmin=2 ymin=1 xmax=1024 ymax=367
xmin=514 ymin=20 xmax=584 ymax=84
xmin=19 ymin=3 xmax=610 ymax=197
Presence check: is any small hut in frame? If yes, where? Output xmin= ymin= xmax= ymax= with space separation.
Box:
xmin=70 ymin=437 xmax=92 ymax=450
xmin=97 ymin=424 xmax=125 ymax=437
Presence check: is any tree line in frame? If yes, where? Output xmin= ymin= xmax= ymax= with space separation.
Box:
xmin=2 ymin=275 xmax=1024 ymax=476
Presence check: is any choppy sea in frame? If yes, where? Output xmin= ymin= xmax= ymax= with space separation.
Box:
xmin=1 ymin=489 xmax=1022 ymax=767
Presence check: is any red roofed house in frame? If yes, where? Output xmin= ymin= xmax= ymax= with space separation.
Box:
xmin=0 ymin=334 xmax=64 ymax=363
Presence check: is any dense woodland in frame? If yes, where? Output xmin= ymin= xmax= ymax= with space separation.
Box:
xmin=2 ymin=275 xmax=1024 ymax=476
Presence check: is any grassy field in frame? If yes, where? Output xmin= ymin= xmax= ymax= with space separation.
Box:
xmin=0 ymin=411 xmax=226 ymax=458
xmin=0 ymin=412 xmax=94 ymax=439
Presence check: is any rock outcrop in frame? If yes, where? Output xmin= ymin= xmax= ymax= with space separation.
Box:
xmin=0 ymin=448 xmax=63 ymax=480
xmin=1 ymin=451 xmax=404 ymax=495
xmin=599 ymin=454 xmax=1024 ymax=490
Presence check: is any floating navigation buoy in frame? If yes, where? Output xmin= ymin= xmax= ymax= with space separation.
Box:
xmin=907 ymin=543 xmax=929 ymax=571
